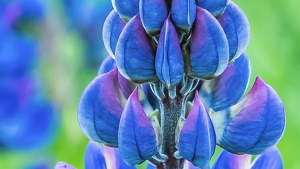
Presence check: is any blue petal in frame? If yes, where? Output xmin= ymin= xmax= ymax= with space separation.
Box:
xmin=104 ymin=146 xmax=137 ymax=169
xmin=55 ymin=162 xmax=76 ymax=169
xmin=78 ymin=69 xmax=126 ymax=146
xmin=103 ymin=10 xmax=126 ymax=59
xmin=179 ymin=91 xmax=216 ymax=169
xmin=115 ymin=14 xmax=157 ymax=83
xmin=187 ymin=7 xmax=229 ymax=79
xmin=155 ymin=16 xmax=184 ymax=87
xmin=196 ymin=0 xmax=231 ymax=17
xmin=98 ymin=56 xmax=116 ymax=75
xmin=171 ymin=0 xmax=196 ymax=31
xmin=212 ymin=150 xmax=251 ymax=169
xmin=251 ymin=147 xmax=283 ymax=169
xmin=112 ymin=0 xmax=139 ymax=22
xmin=199 ymin=52 xmax=251 ymax=111
xmin=140 ymin=0 xmax=168 ymax=35
xmin=212 ymin=77 xmax=286 ymax=154
xmin=218 ymin=2 xmax=250 ymax=62
xmin=85 ymin=141 xmax=107 ymax=169
xmin=142 ymin=83 xmax=160 ymax=110
xmin=119 ymin=88 xmax=157 ymax=166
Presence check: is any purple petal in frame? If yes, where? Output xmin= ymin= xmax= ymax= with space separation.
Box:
xmin=187 ymin=7 xmax=229 ymax=80
xmin=103 ymin=10 xmax=126 ymax=59
xmin=213 ymin=77 xmax=286 ymax=154
xmin=140 ymin=0 xmax=168 ymax=35
xmin=85 ymin=141 xmax=107 ymax=169
xmin=97 ymin=56 xmax=135 ymax=99
xmin=78 ymin=69 xmax=126 ymax=146
xmin=199 ymin=52 xmax=251 ymax=111
xmin=218 ymin=2 xmax=250 ymax=62
xmin=112 ymin=0 xmax=139 ymax=22
xmin=179 ymin=91 xmax=216 ymax=169
xmin=171 ymin=0 xmax=196 ymax=31
xmin=104 ymin=146 xmax=137 ymax=169
xmin=119 ymin=88 xmax=157 ymax=166
xmin=55 ymin=162 xmax=76 ymax=169
xmin=212 ymin=150 xmax=251 ymax=169
xmin=155 ymin=16 xmax=184 ymax=87
xmin=251 ymin=147 xmax=283 ymax=169
xmin=115 ymin=14 xmax=157 ymax=83
xmin=98 ymin=56 xmax=116 ymax=75
xmin=196 ymin=0 xmax=231 ymax=17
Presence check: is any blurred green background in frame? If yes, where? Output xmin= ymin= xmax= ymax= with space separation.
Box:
xmin=0 ymin=0 xmax=299 ymax=168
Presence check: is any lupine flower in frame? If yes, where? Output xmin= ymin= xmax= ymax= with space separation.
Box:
xmin=0 ymin=0 xmax=57 ymax=151
xmin=63 ymin=0 xmax=113 ymax=67
xmin=55 ymin=140 xmax=137 ymax=169
xmin=78 ymin=0 xmax=285 ymax=168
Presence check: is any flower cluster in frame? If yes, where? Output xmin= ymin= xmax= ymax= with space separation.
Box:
xmin=0 ymin=0 xmax=57 ymax=151
xmin=77 ymin=0 xmax=285 ymax=168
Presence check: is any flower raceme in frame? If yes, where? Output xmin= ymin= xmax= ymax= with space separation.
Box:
xmin=77 ymin=0 xmax=285 ymax=169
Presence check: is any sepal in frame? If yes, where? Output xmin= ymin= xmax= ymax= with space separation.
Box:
xmin=103 ymin=10 xmax=126 ymax=59
xmin=156 ymin=16 xmax=184 ymax=88
xmin=178 ymin=91 xmax=216 ymax=169
xmin=199 ymin=52 xmax=250 ymax=111
xmin=212 ymin=77 xmax=286 ymax=154
xmin=115 ymin=14 xmax=157 ymax=83
xmin=218 ymin=2 xmax=250 ymax=62
xmin=119 ymin=88 xmax=158 ymax=166
xmin=187 ymin=7 xmax=229 ymax=80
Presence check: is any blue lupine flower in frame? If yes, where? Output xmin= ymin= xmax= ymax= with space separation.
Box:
xmin=0 ymin=0 xmax=57 ymax=152
xmin=0 ymin=0 xmax=45 ymax=32
xmin=63 ymin=0 xmax=113 ymax=67
xmin=55 ymin=140 xmax=136 ymax=169
xmin=0 ymin=76 xmax=57 ymax=150
xmin=77 ymin=0 xmax=286 ymax=168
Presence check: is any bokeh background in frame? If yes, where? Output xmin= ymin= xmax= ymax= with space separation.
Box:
xmin=0 ymin=0 xmax=299 ymax=168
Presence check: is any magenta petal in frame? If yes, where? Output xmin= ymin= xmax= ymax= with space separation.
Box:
xmin=187 ymin=7 xmax=229 ymax=79
xmin=179 ymin=92 xmax=216 ymax=169
xmin=78 ymin=69 xmax=126 ymax=146
xmin=213 ymin=77 xmax=286 ymax=154
xmin=119 ymin=88 xmax=157 ymax=166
